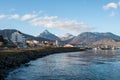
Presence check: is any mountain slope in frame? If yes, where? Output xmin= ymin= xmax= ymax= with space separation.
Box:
xmin=0 ymin=29 xmax=50 ymax=42
xmin=39 ymin=30 xmax=60 ymax=41
xmin=70 ymin=32 xmax=120 ymax=44
xmin=60 ymin=33 xmax=74 ymax=41
xmin=60 ymin=33 xmax=75 ymax=43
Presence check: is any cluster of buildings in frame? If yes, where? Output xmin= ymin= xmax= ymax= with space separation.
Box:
xmin=11 ymin=32 xmax=26 ymax=48
xmin=3 ymin=31 xmax=118 ymax=49
xmin=3 ymin=31 xmax=116 ymax=49
xmin=0 ymin=31 xmax=77 ymax=48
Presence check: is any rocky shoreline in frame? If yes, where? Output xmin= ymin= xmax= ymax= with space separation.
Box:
xmin=0 ymin=47 xmax=83 ymax=80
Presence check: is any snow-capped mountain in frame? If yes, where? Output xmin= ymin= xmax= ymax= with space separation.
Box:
xmin=60 ymin=33 xmax=75 ymax=41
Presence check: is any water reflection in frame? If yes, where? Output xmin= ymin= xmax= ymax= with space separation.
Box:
xmin=6 ymin=50 xmax=120 ymax=80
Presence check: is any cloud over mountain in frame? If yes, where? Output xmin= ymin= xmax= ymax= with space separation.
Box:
xmin=0 ymin=12 xmax=93 ymax=34
xmin=21 ymin=14 xmax=38 ymax=21
xmin=29 ymin=16 xmax=93 ymax=33
xmin=0 ymin=13 xmax=38 ymax=21
xmin=8 ymin=14 xmax=20 ymax=20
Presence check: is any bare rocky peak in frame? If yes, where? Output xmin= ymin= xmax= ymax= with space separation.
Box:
xmin=39 ymin=30 xmax=60 ymax=41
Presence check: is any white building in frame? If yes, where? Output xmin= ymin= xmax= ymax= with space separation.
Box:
xmin=64 ymin=44 xmax=74 ymax=47
xmin=55 ymin=40 xmax=64 ymax=47
xmin=26 ymin=40 xmax=39 ymax=47
xmin=26 ymin=40 xmax=39 ymax=44
xmin=11 ymin=32 xmax=26 ymax=48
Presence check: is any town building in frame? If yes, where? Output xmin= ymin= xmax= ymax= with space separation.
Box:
xmin=64 ymin=44 xmax=74 ymax=47
xmin=55 ymin=40 xmax=65 ymax=47
xmin=11 ymin=32 xmax=27 ymax=48
xmin=26 ymin=40 xmax=39 ymax=47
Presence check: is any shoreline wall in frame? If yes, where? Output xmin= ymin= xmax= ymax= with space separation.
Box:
xmin=0 ymin=47 xmax=83 ymax=80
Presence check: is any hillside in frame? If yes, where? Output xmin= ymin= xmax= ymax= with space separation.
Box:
xmin=70 ymin=32 xmax=120 ymax=44
xmin=0 ymin=29 xmax=50 ymax=42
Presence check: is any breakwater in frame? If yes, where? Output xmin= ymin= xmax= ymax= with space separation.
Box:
xmin=0 ymin=47 xmax=82 ymax=80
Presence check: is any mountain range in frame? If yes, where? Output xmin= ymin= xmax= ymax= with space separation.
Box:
xmin=0 ymin=29 xmax=50 ymax=42
xmin=1 ymin=29 xmax=120 ymax=44
xmin=70 ymin=32 xmax=120 ymax=44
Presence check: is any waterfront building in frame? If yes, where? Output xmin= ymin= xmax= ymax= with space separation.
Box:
xmin=55 ymin=40 xmax=64 ymax=47
xmin=26 ymin=40 xmax=39 ymax=47
xmin=11 ymin=32 xmax=26 ymax=48
xmin=64 ymin=44 xmax=74 ymax=47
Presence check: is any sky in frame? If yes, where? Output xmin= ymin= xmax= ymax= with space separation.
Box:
xmin=0 ymin=0 xmax=120 ymax=36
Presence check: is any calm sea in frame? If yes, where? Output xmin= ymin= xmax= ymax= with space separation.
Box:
xmin=6 ymin=50 xmax=120 ymax=80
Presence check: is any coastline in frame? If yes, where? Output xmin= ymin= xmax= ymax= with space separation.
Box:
xmin=0 ymin=47 xmax=84 ymax=80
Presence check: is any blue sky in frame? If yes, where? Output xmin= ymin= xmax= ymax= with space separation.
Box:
xmin=0 ymin=0 xmax=120 ymax=36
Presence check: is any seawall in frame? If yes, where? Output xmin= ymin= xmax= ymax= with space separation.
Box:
xmin=0 ymin=47 xmax=83 ymax=80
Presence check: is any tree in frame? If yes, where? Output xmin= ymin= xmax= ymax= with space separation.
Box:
xmin=0 ymin=35 xmax=4 ymax=47
xmin=0 ymin=35 xmax=4 ymax=42
xmin=0 ymin=35 xmax=7 ymax=46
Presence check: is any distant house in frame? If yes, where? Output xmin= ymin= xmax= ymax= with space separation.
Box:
xmin=11 ymin=32 xmax=26 ymax=48
xmin=64 ymin=44 xmax=74 ymax=47
xmin=26 ymin=40 xmax=39 ymax=44
xmin=26 ymin=40 xmax=39 ymax=47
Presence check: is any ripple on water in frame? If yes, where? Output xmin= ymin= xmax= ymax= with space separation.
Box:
xmin=6 ymin=50 xmax=120 ymax=80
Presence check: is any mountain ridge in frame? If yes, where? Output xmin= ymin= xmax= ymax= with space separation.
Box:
xmin=70 ymin=32 xmax=120 ymax=44
xmin=0 ymin=29 xmax=50 ymax=42
xmin=1 ymin=29 xmax=120 ymax=44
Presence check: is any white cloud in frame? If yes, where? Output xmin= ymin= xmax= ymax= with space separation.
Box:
xmin=30 ymin=16 xmax=93 ymax=33
xmin=0 ymin=15 xmax=5 ymax=19
xmin=29 ymin=16 xmax=58 ymax=28
xmin=9 ymin=14 xmax=20 ymax=20
xmin=43 ymin=16 xmax=58 ymax=20
xmin=0 ymin=12 xmax=39 ymax=21
xmin=0 ymin=12 xmax=94 ymax=34
xmin=21 ymin=14 xmax=37 ymax=21
xmin=103 ymin=2 xmax=118 ymax=10
xmin=103 ymin=1 xmax=120 ymax=16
